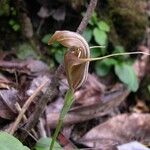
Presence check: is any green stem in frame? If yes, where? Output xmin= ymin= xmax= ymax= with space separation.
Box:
xmin=90 ymin=45 xmax=105 ymax=49
xmin=49 ymin=89 xmax=74 ymax=150
xmin=49 ymin=119 xmax=63 ymax=150
xmin=80 ymin=52 xmax=150 ymax=62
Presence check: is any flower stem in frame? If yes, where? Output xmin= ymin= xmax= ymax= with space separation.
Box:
xmin=90 ymin=45 xmax=105 ymax=49
xmin=49 ymin=89 xmax=74 ymax=150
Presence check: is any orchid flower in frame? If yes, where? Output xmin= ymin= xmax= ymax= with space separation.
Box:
xmin=48 ymin=30 xmax=150 ymax=91
xmin=48 ymin=31 xmax=150 ymax=150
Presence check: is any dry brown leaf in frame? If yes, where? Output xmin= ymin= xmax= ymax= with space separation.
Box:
xmin=0 ymin=89 xmax=19 ymax=120
xmin=0 ymin=74 xmax=12 ymax=89
xmin=78 ymin=113 xmax=150 ymax=149
xmin=47 ymin=84 xmax=129 ymax=128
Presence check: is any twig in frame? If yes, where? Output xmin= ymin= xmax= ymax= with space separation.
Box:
xmin=19 ymin=65 xmax=63 ymax=140
xmin=76 ymin=0 xmax=98 ymax=34
xmin=9 ymin=79 xmax=49 ymax=135
xmin=15 ymin=103 xmax=27 ymax=122
xmin=0 ymin=60 xmax=26 ymax=70
xmin=38 ymin=118 xmax=47 ymax=138
xmin=18 ymin=0 xmax=98 ymax=140
xmin=15 ymin=103 xmax=38 ymax=138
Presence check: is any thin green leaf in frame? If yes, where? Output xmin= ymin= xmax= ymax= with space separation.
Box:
xmin=60 ymin=89 xmax=73 ymax=119
xmin=50 ymin=89 xmax=73 ymax=150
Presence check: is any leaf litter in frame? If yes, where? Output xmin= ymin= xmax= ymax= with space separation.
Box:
xmin=0 ymin=40 xmax=150 ymax=150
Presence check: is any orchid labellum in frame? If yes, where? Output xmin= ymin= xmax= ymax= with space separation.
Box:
xmin=48 ymin=30 xmax=150 ymax=91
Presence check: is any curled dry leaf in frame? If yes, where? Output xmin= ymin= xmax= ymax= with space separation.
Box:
xmin=48 ymin=31 xmax=90 ymax=90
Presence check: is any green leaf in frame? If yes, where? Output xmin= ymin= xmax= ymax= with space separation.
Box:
xmin=42 ymin=34 xmax=51 ymax=44
xmin=54 ymin=50 xmax=64 ymax=63
xmin=9 ymin=19 xmax=15 ymax=26
xmin=11 ymin=7 xmax=17 ymax=16
xmin=147 ymin=85 xmax=150 ymax=93
xmin=9 ymin=19 xmax=20 ymax=31
xmin=0 ymin=132 xmax=30 ymax=150
xmin=34 ymin=137 xmax=61 ymax=150
xmin=12 ymin=24 xmax=20 ymax=31
xmin=51 ymin=42 xmax=60 ymax=48
xmin=60 ymin=89 xmax=73 ymax=118
xmin=114 ymin=45 xmax=125 ymax=53
xmin=49 ymin=89 xmax=73 ymax=150
xmin=82 ymin=28 xmax=92 ymax=42
xmin=95 ymin=58 xmax=117 ymax=76
xmin=97 ymin=21 xmax=110 ymax=32
xmin=113 ymin=45 xmax=126 ymax=60
xmin=89 ymin=12 xmax=98 ymax=26
xmin=93 ymin=28 xmax=107 ymax=46
xmin=115 ymin=63 xmax=139 ymax=92
xmin=90 ymin=48 xmax=102 ymax=58
xmin=90 ymin=46 xmax=107 ymax=57
xmin=17 ymin=43 xmax=38 ymax=59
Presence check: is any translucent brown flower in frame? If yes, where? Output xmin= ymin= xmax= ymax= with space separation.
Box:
xmin=48 ymin=30 xmax=90 ymax=90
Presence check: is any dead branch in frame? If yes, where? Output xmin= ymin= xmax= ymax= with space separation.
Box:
xmin=76 ymin=0 xmax=98 ymax=34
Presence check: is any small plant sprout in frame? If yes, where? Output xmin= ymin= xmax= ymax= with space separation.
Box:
xmin=48 ymin=30 xmax=150 ymax=150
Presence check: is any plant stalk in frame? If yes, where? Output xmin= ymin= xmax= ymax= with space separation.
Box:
xmin=49 ymin=89 xmax=74 ymax=150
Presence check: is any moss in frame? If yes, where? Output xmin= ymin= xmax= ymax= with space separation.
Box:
xmin=107 ymin=0 xmax=148 ymax=49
